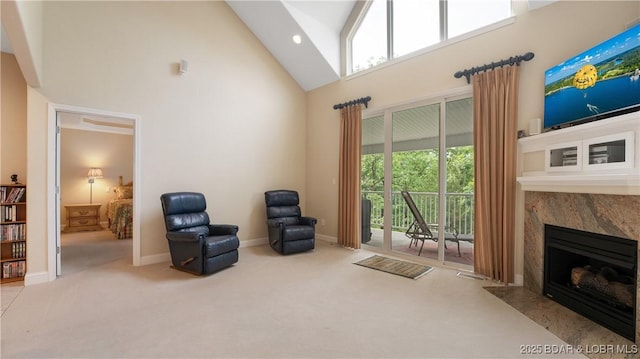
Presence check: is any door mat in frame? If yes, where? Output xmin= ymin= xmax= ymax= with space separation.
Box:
xmin=354 ymin=255 xmax=433 ymax=279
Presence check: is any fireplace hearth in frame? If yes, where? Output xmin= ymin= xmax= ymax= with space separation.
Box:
xmin=544 ymin=224 xmax=637 ymax=341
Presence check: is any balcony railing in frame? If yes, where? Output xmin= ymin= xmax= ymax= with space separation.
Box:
xmin=362 ymin=190 xmax=474 ymax=235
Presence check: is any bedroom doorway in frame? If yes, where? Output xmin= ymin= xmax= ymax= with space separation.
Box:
xmin=57 ymin=112 xmax=134 ymax=275
xmin=47 ymin=104 xmax=141 ymax=278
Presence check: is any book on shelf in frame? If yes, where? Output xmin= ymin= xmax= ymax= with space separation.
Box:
xmin=1 ymin=223 xmax=26 ymax=241
xmin=2 ymin=260 xmax=26 ymax=279
xmin=10 ymin=241 xmax=26 ymax=258
xmin=2 ymin=187 xmax=25 ymax=203
xmin=3 ymin=205 xmax=16 ymax=221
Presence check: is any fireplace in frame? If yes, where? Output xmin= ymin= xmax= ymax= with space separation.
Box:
xmin=544 ymin=224 xmax=637 ymax=341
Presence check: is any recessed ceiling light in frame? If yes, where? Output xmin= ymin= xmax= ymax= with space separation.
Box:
xmin=292 ymin=34 xmax=302 ymax=45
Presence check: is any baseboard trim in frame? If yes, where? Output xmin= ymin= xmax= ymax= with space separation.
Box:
xmin=139 ymin=252 xmax=171 ymax=266
xmin=240 ymin=237 xmax=268 ymax=248
xmin=24 ymin=271 xmax=50 ymax=286
xmin=316 ymin=234 xmax=337 ymax=243
xmin=514 ymin=274 xmax=524 ymax=286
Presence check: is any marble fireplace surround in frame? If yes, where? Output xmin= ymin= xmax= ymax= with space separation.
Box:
xmin=524 ymin=192 xmax=640 ymax=343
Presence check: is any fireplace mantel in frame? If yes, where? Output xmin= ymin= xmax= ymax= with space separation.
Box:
xmin=517 ymin=112 xmax=640 ymax=195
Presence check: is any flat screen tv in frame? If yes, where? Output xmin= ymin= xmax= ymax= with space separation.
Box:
xmin=544 ymin=24 xmax=640 ymax=130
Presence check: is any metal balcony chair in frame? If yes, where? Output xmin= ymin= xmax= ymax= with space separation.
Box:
xmin=401 ymin=190 xmax=464 ymax=256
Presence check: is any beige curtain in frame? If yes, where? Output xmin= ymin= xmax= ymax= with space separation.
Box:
xmin=338 ymin=105 xmax=362 ymax=249
xmin=472 ymin=66 xmax=519 ymax=283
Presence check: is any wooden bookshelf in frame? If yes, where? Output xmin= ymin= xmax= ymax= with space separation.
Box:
xmin=1 ymin=184 xmax=27 ymax=283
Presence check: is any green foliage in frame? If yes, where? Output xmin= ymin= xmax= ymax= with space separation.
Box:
xmin=361 ymin=146 xmax=474 ymax=193
xmin=361 ymin=153 xmax=384 ymax=192
xmin=361 ymin=146 xmax=475 ymax=233
xmin=392 ymin=150 xmax=439 ymax=192
xmin=445 ymin=146 xmax=475 ymax=193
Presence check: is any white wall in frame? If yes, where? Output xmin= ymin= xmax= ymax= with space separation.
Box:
xmin=305 ymin=1 xmax=640 ymax=279
xmin=24 ymin=1 xmax=307 ymax=272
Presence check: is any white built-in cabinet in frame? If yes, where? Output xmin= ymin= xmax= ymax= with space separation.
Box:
xmin=545 ymin=131 xmax=634 ymax=172
xmin=517 ymin=112 xmax=640 ymax=195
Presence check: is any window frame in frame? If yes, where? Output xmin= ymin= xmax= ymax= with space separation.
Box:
xmin=360 ymin=85 xmax=474 ymax=265
xmin=344 ymin=0 xmax=515 ymax=76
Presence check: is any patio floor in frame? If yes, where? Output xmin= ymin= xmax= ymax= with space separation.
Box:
xmin=363 ymin=228 xmax=474 ymax=267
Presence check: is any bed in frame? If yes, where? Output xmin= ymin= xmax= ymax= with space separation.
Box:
xmin=107 ymin=176 xmax=133 ymax=239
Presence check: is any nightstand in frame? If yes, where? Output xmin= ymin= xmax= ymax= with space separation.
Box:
xmin=63 ymin=204 xmax=102 ymax=232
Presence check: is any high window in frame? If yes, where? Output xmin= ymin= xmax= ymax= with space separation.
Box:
xmin=349 ymin=0 xmax=512 ymax=74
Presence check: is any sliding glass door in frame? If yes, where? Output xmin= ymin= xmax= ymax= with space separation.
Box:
xmin=361 ymin=115 xmax=385 ymax=248
xmin=361 ymin=94 xmax=474 ymax=268
xmin=391 ymin=103 xmax=440 ymax=260
xmin=443 ymin=98 xmax=474 ymax=266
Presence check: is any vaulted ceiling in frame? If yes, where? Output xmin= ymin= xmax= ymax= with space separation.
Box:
xmin=226 ymin=0 xmax=356 ymax=91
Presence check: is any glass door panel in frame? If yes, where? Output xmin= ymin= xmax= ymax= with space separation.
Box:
xmin=391 ymin=104 xmax=440 ymax=260
xmin=361 ymin=115 xmax=385 ymax=248
xmin=444 ymin=98 xmax=474 ymax=267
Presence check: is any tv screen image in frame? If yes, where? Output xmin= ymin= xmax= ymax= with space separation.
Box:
xmin=544 ymin=24 xmax=640 ymax=130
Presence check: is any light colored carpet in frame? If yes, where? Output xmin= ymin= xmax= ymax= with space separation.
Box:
xmin=1 ymin=232 xmax=584 ymax=358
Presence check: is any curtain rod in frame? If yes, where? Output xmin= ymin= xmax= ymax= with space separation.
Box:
xmin=454 ymin=52 xmax=535 ymax=84
xmin=333 ymin=96 xmax=371 ymax=110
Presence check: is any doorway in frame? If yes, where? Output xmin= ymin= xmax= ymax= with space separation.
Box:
xmin=58 ymin=111 xmax=134 ymax=275
xmin=47 ymin=103 xmax=141 ymax=280
xmin=360 ymin=92 xmax=474 ymax=269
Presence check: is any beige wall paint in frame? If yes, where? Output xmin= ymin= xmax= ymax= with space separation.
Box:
xmin=1 ymin=52 xmax=27 ymax=183
xmin=26 ymin=86 xmax=49 ymax=278
xmin=305 ymin=1 xmax=640 ymax=279
xmin=25 ymin=1 xmax=307 ymax=271
xmin=60 ymin=128 xmax=133 ymax=223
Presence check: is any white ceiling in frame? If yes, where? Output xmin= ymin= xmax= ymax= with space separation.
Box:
xmin=362 ymin=98 xmax=474 ymax=154
xmin=226 ymin=0 xmax=356 ymax=91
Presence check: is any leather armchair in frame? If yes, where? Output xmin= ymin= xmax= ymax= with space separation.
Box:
xmin=160 ymin=192 xmax=239 ymax=275
xmin=264 ymin=190 xmax=316 ymax=254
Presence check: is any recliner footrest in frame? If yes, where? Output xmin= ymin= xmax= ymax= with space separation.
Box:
xmin=204 ymin=235 xmax=240 ymax=257
xmin=282 ymin=225 xmax=314 ymax=242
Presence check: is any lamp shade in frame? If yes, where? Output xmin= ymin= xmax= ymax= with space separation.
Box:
xmin=87 ymin=168 xmax=103 ymax=178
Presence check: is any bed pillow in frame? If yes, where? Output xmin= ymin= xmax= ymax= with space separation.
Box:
xmin=115 ymin=185 xmax=133 ymax=199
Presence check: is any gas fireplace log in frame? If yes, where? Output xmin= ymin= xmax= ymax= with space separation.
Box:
xmin=570 ymin=266 xmax=634 ymax=308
